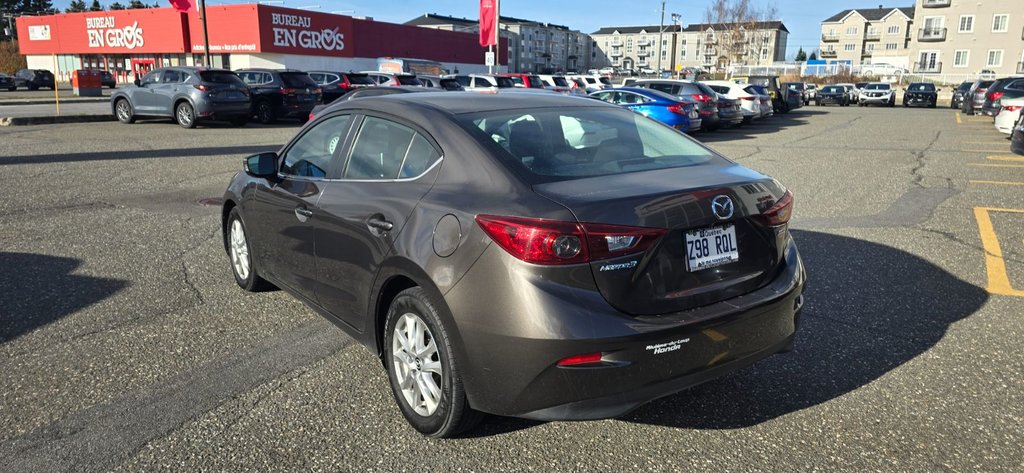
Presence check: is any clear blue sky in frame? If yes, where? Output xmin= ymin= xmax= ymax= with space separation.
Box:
xmin=54 ymin=0 xmax=915 ymax=59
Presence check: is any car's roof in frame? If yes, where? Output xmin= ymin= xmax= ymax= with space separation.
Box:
xmin=237 ymin=68 xmax=305 ymax=73
xmin=161 ymin=66 xmax=232 ymax=73
xmin=329 ymin=91 xmax=606 ymax=116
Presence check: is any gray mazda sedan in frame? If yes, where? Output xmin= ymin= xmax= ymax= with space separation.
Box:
xmin=222 ymin=92 xmax=806 ymax=437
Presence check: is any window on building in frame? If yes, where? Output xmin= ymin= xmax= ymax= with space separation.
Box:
xmin=953 ymin=50 xmax=969 ymax=67
xmin=887 ymin=25 xmax=900 ymax=34
xmin=761 ymin=48 xmax=768 ymax=60
xmin=885 ymin=43 xmax=898 ymax=50
xmin=987 ymin=49 xmax=1003 ymax=67
xmin=846 ymin=26 xmax=858 ymax=35
xmin=958 ymin=15 xmax=974 ymax=33
xmin=992 ymin=14 xmax=1008 ymax=33
xmin=844 ymin=43 xmax=856 ymax=51
xmin=866 ymin=43 xmax=875 ymax=51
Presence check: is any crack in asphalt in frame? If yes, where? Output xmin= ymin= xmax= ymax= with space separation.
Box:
xmin=0 ymin=201 xmax=117 ymax=219
xmin=786 ymin=115 xmax=862 ymax=145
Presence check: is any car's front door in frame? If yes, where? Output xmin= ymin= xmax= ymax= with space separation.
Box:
xmin=153 ymin=68 xmax=183 ymax=114
xmin=132 ymin=70 xmax=163 ymax=113
xmin=313 ymin=115 xmax=443 ymax=330
xmin=247 ymin=113 xmax=355 ymax=303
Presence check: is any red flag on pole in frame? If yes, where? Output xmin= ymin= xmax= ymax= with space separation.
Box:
xmin=168 ymin=0 xmax=194 ymax=13
xmin=479 ymin=0 xmax=496 ymax=47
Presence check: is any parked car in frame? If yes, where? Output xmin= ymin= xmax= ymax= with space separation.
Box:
xmin=222 ymin=92 xmax=805 ymax=438
xmin=816 ymin=85 xmax=850 ymax=106
xmin=859 ymin=63 xmax=907 ymax=77
xmin=950 ymin=81 xmax=972 ymax=109
xmin=835 ymin=82 xmax=858 ymax=102
xmin=496 ymin=73 xmax=545 ymax=88
xmin=632 ymin=79 xmax=720 ymax=130
xmin=362 ymin=71 xmax=425 ymax=87
xmin=308 ymin=71 xmax=375 ymax=103
xmin=1011 ymin=113 xmax=1024 ymax=155
xmin=744 ymin=84 xmax=774 ymax=118
xmin=464 ymin=74 xmax=517 ymax=90
xmin=598 ymin=66 xmax=615 ymax=76
xmin=741 ymin=75 xmax=790 ymax=113
xmin=537 ymin=74 xmax=584 ymax=95
xmin=590 ymin=87 xmax=702 ymax=133
xmin=111 ymin=67 xmax=250 ymax=128
xmin=804 ymin=83 xmax=818 ymax=104
xmin=981 ymin=77 xmax=1024 ymax=117
xmin=416 ymin=74 xmax=464 ymax=91
xmin=0 ymin=73 xmax=14 ymax=91
xmin=13 ymin=69 xmax=55 ymax=90
xmin=858 ymin=82 xmax=895 ymax=107
xmin=784 ymin=82 xmax=807 ymax=105
xmin=994 ymin=98 xmax=1024 ymax=135
xmin=236 ymin=69 xmax=321 ymax=124
xmin=704 ymin=80 xmax=762 ymax=123
xmin=963 ymin=79 xmax=995 ymax=115
xmin=903 ymin=82 xmax=938 ymax=108
xmin=568 ymin=74 xmax=613 ymax=93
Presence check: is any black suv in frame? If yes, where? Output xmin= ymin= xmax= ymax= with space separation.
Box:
xmin=981 ymin=77 xmax=1024 ymax=117
xmin=307 ymin=71 xmax=375 ymax=104
xmin=236 ymin=69 xmax=321 ymax=124
xmin=13 ymin=69 xmax=56 ymax=90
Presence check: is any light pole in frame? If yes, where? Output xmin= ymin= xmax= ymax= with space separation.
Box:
xmin=670 ymin=13 xmax=680 ymax=75
xmin=656 ymin=0 xmax=665 ymax=72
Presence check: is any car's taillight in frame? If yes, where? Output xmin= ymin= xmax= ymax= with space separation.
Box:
xmin=281 ymin=87 xmax=297 ymax=95
xmin=989 ymin=91 xmax=1004 ymax=101
xmin=193 ymin=84 xmax=209 ymax=92
xmin=740 ymin=96 xmax=757 ymax=101
xmin=308 ymin=112 xmax=316 ymax=121
xmin=692 ymin=94 xmax=711 ymax=103
xmin=557 ymin=352 xmax=603 ymax=366
xmin=1003 ymin=105 xmax=1022 ymax=112
xmin=758 ymin=191 xmax=794 ymax=226
xmin=667 ymin=103 xmax=685 ymax=114
xmin=475 ymin=215 xmax=667 ymax=265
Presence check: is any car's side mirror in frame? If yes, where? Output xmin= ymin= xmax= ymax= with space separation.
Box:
xmin=244 ymin=152 xmax=278 ymax=178
xmin=134 ymin=78 xmax=141 ymax=87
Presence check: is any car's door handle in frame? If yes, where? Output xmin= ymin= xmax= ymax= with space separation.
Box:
xmin=294 ymin=208 xmax=313 ymax=222
xmin=366 ymin=217 xmax=394 ymax=232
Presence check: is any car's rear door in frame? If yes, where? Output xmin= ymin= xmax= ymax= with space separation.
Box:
xmin=313 ymin=114 xmax=442 ymax=330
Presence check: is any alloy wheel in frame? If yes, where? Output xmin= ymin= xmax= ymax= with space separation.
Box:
xmin=116 ymin=100 xmax=131 ymax=122
xmin=391 ymin=312 xmax=443 ymax=417
xmin=229 ymin=219 xmax=250 ymax=281
xmin=177 ymin=103 xmax=194 ymax=127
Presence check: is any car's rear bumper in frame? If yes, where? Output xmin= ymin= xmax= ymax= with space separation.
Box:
xmin=196 ymin=101 xmax=251 ymax=118
xmin=446 ymin=236 xmax=806 ymax=420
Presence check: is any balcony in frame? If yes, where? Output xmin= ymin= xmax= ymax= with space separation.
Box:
xmin=820 ymin=50 xmax=837 ymax=58
xmin=610 ymin=49 xmax=622 ymax=57
xmin=637 ymin=39 xmax=651 ymax=46
xmin=918 ymin=27 xmax=947 ymax=42
xmin=704 ymin=36 xmax=717 ymax=44
xmin=637 ymin=49 xmax=651 ymax=57
xmin=703 ymin=47 xmax=717 ymax=56
xmin=861 ymin=50 xmax=873 ymax=57
xmin=611 ymin=40 xmax=622 ymax=47
xmin=821 ymin=34 xmax=839 ymax=42
xmin=864 ymin=32 xmax=880 ymax=41
xmin=913 ymin=61 xmax=942 ymax=73
xmin=922 ymin=0 xmax=950 ymax=7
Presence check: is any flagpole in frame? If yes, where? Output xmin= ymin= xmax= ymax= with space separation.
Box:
xmin=199 ymin=0 xmax=210 ymax=66
xmin=494 ymin=0 xmax=500 ymax=72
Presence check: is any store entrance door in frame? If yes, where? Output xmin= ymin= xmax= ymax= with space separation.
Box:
xmin=131 ymin=59 xmax=155 ymax=82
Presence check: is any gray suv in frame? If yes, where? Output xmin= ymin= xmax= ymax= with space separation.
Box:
xmin=110 ymin=67 xmax=251 ymax=128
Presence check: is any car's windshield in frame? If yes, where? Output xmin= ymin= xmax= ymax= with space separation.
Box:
xmin=823 ymin=86 xmax=842 ymax=93
xmin=909 ymin=83 xmax=935 ymax=91
xmin=552 ymin=77 xmax=569 ymax=87
xmin=494 ymin=76 xmax=516 ymax=88
xmin=347 ymin=74 xmax=375 ymax=85
xmin=396 ymin=75 xmax=424 ymax=86
xmin=865 ymin=84 xmax=890 ymax=90
xmin=458 ymin=108 xmax=720 ymax=183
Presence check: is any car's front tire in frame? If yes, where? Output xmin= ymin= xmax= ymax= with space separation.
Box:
xmin=255 ymin=101 xmax=275 ymax=124
xmin=176 ymin=102 xmax=196 ymax=128
xmin=226 ymin=207 xmax=272 ymax=292
xmin=384 ymin=287 xmax=483 ymax=438
xmin=114 ymin=98 xmax=135 ymax=124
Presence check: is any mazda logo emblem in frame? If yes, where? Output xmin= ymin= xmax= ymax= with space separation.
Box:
xmin=711 ymin=195 xmax=734 ymax=220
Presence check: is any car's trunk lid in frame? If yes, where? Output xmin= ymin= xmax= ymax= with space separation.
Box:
xmin=533 ymin=163 xmax=789 ymax=315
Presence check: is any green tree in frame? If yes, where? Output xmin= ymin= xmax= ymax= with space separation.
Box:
xmin=795 ymin=47 xmax=807 ymax=62
xmin=108 ymin=1 xmax=125 ymax=8
xmin=88 ymin=0 xmax=103 ymax=10
xmin=65 ymin=0 xmax=87 ymax=12
xmin=127 ymin=0 xmax=145 ymax=7
xmin=809 ymin=51 xmax=818 ymax=61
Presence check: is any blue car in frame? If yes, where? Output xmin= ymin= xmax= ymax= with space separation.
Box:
xmin=590 ymin=87 xmax=702 ymax=133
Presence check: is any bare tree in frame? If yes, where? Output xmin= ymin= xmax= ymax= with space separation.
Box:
xmin=702 ymin=0 xmax=779 ymax=69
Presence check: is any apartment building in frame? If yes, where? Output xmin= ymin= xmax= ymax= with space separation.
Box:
xmin=819 ymin=7 xmax=915 ymax=67
xmin=591 ymin=21 xmax=788 ymax=71
xmin=406 ymin=13 xmax=591 ymax=73
xmin=908 ymin=0 xmax=1024 ymax=75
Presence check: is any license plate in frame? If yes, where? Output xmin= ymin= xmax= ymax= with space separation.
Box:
xmin=685 ymin=224 xmax=739 ymax=271
xmin=301 ymin=95 xmax=315 ymax=102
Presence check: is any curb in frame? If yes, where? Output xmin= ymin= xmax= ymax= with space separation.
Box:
xmin=0 ymin=98 xmax=111 ymax=107
xmin=0 ymin=114 xmax=116 ymax=127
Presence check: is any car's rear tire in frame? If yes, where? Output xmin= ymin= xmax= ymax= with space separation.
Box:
xmin=175 ymin=102 xmax=197 ymax=128
xmin=226 ymin=207 xmax=273 ymax=292
xmin=384 ymin=287 xmax=483 ymax=438
xmin=255 ymin=101 xmax=275 ymax=124
xmin=114 ymin=98 xmax=135 ymax=124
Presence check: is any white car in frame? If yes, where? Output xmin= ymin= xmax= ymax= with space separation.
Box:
xmin=995 ymin=97 xmax=1024 ymax=134
xmin=836 ymin=82 xmax=859 ymax=101
xmin=860 ymin=63 xmax=908 ymax=77
xmin=703 ymin=80 xmax=763 ymax=122
xmin=463 ymin=74 xmax=516 ymax=90
xmin=742 ymin=84 xmax=773 ymax=118
xmin=567 ymin=74 xmax=612 ymax=93
xmin=858 ymin=82 xmax=895 ymax=107
xmin=598 ymin=67 xmax=615 ymax=76
xmin=538 ymin=74 xmax=587 ymax=96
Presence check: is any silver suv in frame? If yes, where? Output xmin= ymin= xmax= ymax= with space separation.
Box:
xmin=111 ymin=67 xmax=251 ymax=128
xmin=858 ymin=82 xmax=895 ymax=107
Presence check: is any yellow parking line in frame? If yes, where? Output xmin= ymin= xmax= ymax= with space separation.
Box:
xmin=973 ymin=207 xmax=1024 ymax=297
xmin=956 ymin=112 xmax=962 ymax=124
xmin=969 ymin=163 xmax=1024 ymax=168
xmin=963 ymin=141 xmax=1004 ymax=145
xmin=987 ymin=155 xmax=1024 ymax=161
xmin=963 ymin=149 xmax=1014 ymax=153
xmin=970 ymin=180 xmax=1024 ymax=186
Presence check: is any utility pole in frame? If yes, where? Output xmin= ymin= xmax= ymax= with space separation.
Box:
xmin=670 ymin=13 xmax=680 ymax=75
xmin=656 ymin=1 xmax=665 ymax=72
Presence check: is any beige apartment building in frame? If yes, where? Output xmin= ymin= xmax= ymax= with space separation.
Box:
xmin=591 ymin=21 xmax=788 ymax=72
xmin=819 ymin=7 xmax=915 ymax=67
xmin=907 ymin=0 xmax=1024 ymax=75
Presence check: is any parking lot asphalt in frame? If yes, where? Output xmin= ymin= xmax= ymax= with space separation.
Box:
xmin=0 ymin=107 xmax=1022 ymax=471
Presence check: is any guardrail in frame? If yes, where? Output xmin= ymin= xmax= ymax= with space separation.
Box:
xmin=922 ymin=0 xmax=951 ymax=7
xmin=913 ymin=61 xmax=942 ymax=73
xmin=918 ymin=27 xmax=947 ymax=42
xmin=820 ymin=50 xmax=837 ymax=58
xmin=864 ymin=32 xmax=881 ymax=41
xmin=821 ymin=34 xmax=839 ymax=42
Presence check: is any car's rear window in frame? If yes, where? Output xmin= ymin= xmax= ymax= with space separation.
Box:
xmin=396 ymin=75 xmax=424 ymax=86
xmin=552 ymin=77 xmax=569 ymax=87
xmin=346 ymin=74 xmax=375 ymax=85
xmin=865 ymin=84 xmax=890 ymax=90
xmin=506 ymin=76 xmax=524 ymax=86
xmin=527 ymin=76 xmax=544 ymax=88
xmin=823 ymin=86 xmax=842 ymax=93
xmin=979 ymin=80 xmax=995 ymax=88
xmin=494 ymin=77 xmax=516 ymax=88
xmin=199 ymin=71 xmax=245 ymax=86
xmin=598 ymin=77 xmax=613 ymax=86
xmin=458 ymin=108 xmax=719 ymax=184
xmin=281 ymin=72 xmax=317 ymax=88
xmin=909 ymin=83 xmax=935 ymax=92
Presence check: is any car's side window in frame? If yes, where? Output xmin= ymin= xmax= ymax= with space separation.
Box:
xmin=281 ymin=114 xmax=353 ymax=178
xmin=1005 ymin=79 xmax=1024 ymax=92
xmin=345 ymin=117 xmax=439 ymax=180
xmin=141 ymin=71 xmax=161 ymax=85
xmin=308 ymin=73 xmax=323 ymax=83
xmin=162 ymin=69 xmax=182 ymax=83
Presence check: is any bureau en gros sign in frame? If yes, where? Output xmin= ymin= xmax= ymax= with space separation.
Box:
xmin=86 ymin=17 xmax=145 ymax=49
xmin=270 ymin=13 xmax=344 ymax=51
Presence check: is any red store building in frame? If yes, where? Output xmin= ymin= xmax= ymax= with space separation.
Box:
xmin=16 ymin=5 xmax=508 ymax=83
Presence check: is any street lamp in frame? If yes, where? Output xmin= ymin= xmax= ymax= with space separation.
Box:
xmin=670 ymin=13 xmax=681 ymax=75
